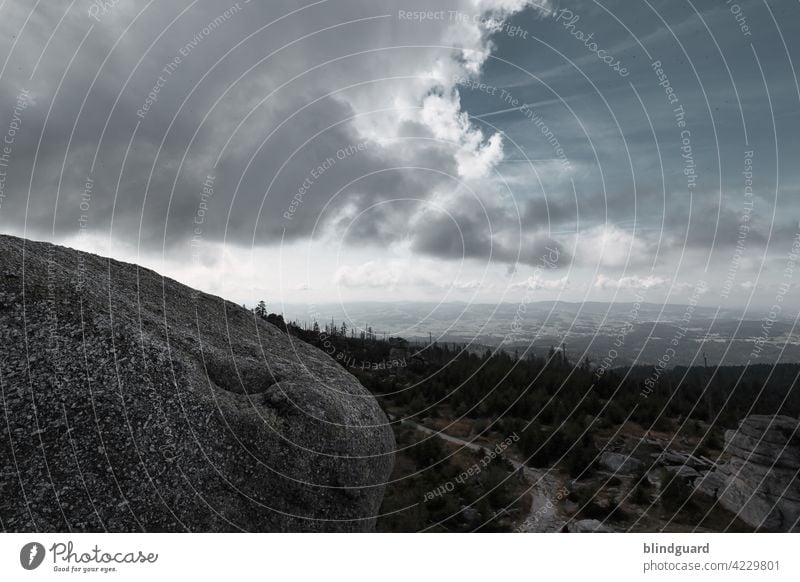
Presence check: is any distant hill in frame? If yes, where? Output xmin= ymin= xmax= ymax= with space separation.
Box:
xmin=280 ymin=300 xmax=799 ymax=366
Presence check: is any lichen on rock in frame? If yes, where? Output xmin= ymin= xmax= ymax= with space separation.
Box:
xmin=0 ymin=234 xmax=395 ymax=532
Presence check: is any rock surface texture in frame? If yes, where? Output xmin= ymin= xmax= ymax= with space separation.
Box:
xmin=0 ymin=235 xmax=394 ymax=532
xmin=696 ymin=415 xmax=800 ymax=531
xmin=568 ymin=519 xmax=613 ymax=533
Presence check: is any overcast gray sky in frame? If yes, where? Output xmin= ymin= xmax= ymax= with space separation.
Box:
xmin=0 ymin=0 xmax=798 ymax=312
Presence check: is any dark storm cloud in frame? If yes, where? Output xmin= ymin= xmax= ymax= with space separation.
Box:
xmin=411 ymin=205 xmax=569 ymax=266
xmin=0 ymin=0 xmax=541 ymax=258
xmin=1 ymin=0 xmax=798 ymax=281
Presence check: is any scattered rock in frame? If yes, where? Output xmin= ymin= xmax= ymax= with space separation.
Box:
xmin=600 ymin=451 xmax=642 ymax=474
xmin=568 ymin=519 xmax=613 ymax=533
xmin=647 ymin=470 xmax=664 ymax=489
xmin=664 ymin=465 xmax=701 ymax=480
xmin=461 ymin=506 xmax=480 ymax=523
xmin=695 ymin=415 xmax=800 ymax=531
xmin=657 ymin=450 xmax=711 ymax=470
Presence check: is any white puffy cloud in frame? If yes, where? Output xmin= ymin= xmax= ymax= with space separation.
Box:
xmin=594 ymin=274 xmax=669 ymax=291
xmin=334 ymin=261 xmax=403 ymax=289
xmin=512 ymin=275 xmax=569 ymax=290
xmin=333 ymin=259 xmax=493 ymax=292
xmin=573 ymin=225 xmax=654 ymax=268
xmin=450 ymin=279 xmax=485 ymax=290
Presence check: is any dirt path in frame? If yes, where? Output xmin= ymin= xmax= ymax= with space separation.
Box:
xmin=399 ymin=418 xmax=569 ymax=532
xmin=517 ymin=466 xmax=569 ymax=532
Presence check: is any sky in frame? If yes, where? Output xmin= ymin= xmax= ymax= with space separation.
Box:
xmin=0 ymin=0 xmax=798 ymax=314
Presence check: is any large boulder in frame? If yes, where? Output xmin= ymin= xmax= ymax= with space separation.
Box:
xmin=0 ymin=235 xmax=395 ymax=532
xmin=695 ymin=415 xmax=800 ymax=531
xmin=568 ymin=519 xmax=613 ymax=533
xmin=600 ymin=451 xmax=642 ymax=475
xmin=664 ymin=465 xmax=701 ymax=481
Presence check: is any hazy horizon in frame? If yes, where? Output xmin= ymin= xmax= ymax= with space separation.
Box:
xmin=0 ymin=0 xmax=798 ymax=313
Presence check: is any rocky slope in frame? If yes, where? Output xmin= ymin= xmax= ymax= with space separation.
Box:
xmin=696 ymin=415 xmax=800 ymax=531
xmin=0 ymin=235 xmax=394 ymax=532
